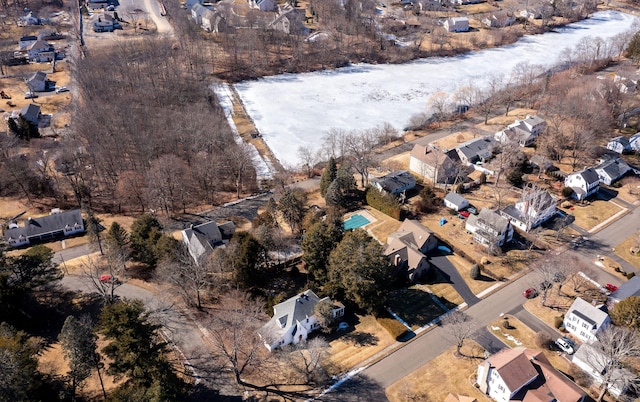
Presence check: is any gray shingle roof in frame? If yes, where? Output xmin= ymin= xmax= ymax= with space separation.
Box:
xmin=4 ymin=209 xmax=83 ymax=241
xmin=595 ymin=158 xmax=631 ymax=181
xmin=371 ymin=170 xmax=416 ymax=194
xmin=444 ymin=192 xmax=468 ymax=208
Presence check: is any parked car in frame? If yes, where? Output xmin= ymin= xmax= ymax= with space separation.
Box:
xmin=55 ymin=86 xmax=69 ymax=93
xmin=605 ymin=283 xmax=618 ymax=292
xmin=100 ymin=275 xmax=120 ymax=285
xmin=24 ymin=92 xmax=38 ymax=99
xmin=523 ymin=288 xmax=538 ymax=299
xmin=466 ymin=205 xmax=478 ymax=215
xmin=459 ymin=210 xmax=470 ymax=218
xmin=107 ymin=4 xmax=115 ymax=11
xmin=555 ymin=337 xmax=575 ymax=354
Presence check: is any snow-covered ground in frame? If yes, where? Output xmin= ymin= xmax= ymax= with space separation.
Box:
xmin=234 ymin=11 xmax=638 ymax=167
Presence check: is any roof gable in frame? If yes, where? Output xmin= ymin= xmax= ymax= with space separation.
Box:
xmin=4 ymin=209 xmax=83 ymax=240
xmin=567 ymin=297 xmax=610 ymax=329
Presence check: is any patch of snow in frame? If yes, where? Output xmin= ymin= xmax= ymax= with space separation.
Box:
xmin=236 ymin=11 xmax=639 ymax=167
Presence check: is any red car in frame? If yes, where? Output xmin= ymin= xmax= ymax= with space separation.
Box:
xmin=523 ymin=288 xmax=538 ymax=299
xmin=459 ymin=210 xmax=471 ymax=218
xmin=100 ymin=275 xmax=120 ymax=285
xmin=605 ymin=283 xmax=618 ymax=292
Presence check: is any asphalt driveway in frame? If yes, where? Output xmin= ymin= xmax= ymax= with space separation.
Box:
xmin=430 ymin=254 xmax=480 ymax=306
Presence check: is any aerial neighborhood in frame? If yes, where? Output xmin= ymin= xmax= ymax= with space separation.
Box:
xmin=2 ymin=0 xmax=640 ymax=401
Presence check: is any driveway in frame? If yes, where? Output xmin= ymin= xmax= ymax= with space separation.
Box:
xmin=430 ymin=254 xmax=480 ymax=306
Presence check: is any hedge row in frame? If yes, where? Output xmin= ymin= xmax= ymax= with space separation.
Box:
xmin=365 ymin=187 xmax=402 ymax=220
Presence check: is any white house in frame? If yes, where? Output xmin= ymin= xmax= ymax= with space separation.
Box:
xmin=607 ymin=136 xmax=630 ymax=154
xmin=3 ymin=209 xmax=84 ymax=248
xmin=444 ymin=192 xmax=469 ymax=211
xmin=494 ymin=115 xmax=546 ymax=147
xmin=18 ymin=35 xmax=37 ymax=50
xmin=572 ymin=343 xmax=629 ymax=398
xmin=27 ymin=40 xmax=54 ymax=62
xmin=409 ymin=144 xmax=459 ymax=184
xmin=595 ymin=157 xmax=632 ymax=186
xmin=500 ymin=188 xmax=556 ymax=232
xmin=564 ymin=297 xmax=611 ymax=343
xmin=25 ymin=71 xmax=55 ymax=92
xmin=482 ymin=13 xmax=516 ymax=28
xmin=181 ymin=221 xmax=235 ymax=264
xmin=629 ymin=132 xmax=640 ymax=152
xmin=564 ymin=168 xmax=599 ymax=200
xmin=259 ymin=290 xmax=344 ymax=351
xmin=444 ymin=17 xmax=469 ymax=32
xmin=191 ymin=3 xmax=208 ymax=24
xmin=477 ymin=347 xmax=586 ymax=402
xmin=385 ymin=219 xmax=437 ymax=282
xmin=466 ymin=208 xmax=513 ymax=248
xmin=249 ymin=0 xmax=276 ymax=11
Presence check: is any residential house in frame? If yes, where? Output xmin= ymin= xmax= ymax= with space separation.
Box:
xmin=15 ymin=103 xmax=42 ymax=126
xmin=25 ymin=71 xmax=55 ymax=92
xmin=18 ymin=35 xmax=37 ymax=50
xmin=3 ymin=209 xmax=84 ymax=248
xmin=371 ymin=170 xmax=416 ymax=200
xmin=444 ymin=192 xmax=469 ymax=212
xmin=18 ymin=11 xmax=40 ymax=26
xmin=466 ymin=208 xmax=514 ymax=248
xmin=202 ymin=9 xmax=229 ymax=32
xmin=482 ymin=13 xmax=516 ymax=28
xmin=444 ymin=17 xmax=469 ymax=32
xmin=607 ymin=136 xmax=631 ymax=154
xmin=572 ymin=343 xmax=630 ymax=398
xmin=27 ymin=40 xmax=54 ymax=62
xmin=477 ymin=347 xmax=586 ymax=402
xmin=259 ymin=290 xmax=344 ymax=351
xmin=564 ymin=168 xmax=599 ymax=200
xmin=609 ymin=275 xmax=640 ymax=304
xmin=519 ymin=7 xmax=542 ymax=19
xmin=268 ymin=7 xmax=309 ymax=35
xmin=249 ymin=0 xmax=276 ymax=11
xmin=494 ymin=115 xmax=546 ymax=147
xmin=385 ymin=219 xmax=438 ymax=282
xmin=563 ymin=297 xmax=611 ymax=343
xmin=93 ymin=17 xmax=117 ymax=32
xmin=409 ymin=144 xmax=459 ymax=184
xmin=613 ymin=74 xmax=637 ymax=94
xmin=181 ymin=220 xmax=235 ymax=264
xmin=191 ymin=3 xmax=208 ymax=24
xmin=594 ymin=157 xmax=632 ymax=186
xmin=500 ymin=189 xmax=556 ymax=232
xmin=630 ymin=132 xmax=640 ymax=152
xmin=528 ymin=154 xmax=554 ymax=174
xmin=453 ymin=136 xmax=497 ymax=165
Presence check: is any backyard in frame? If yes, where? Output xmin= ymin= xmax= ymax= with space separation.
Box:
xmin=560 ymin=199 xmax=624 ymax=232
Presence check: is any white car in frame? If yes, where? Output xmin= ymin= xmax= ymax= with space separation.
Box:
xmin=555 ymin=337 xmax=575 ymax=354
xmin=56 ymin=87 xmax=69 ymax=93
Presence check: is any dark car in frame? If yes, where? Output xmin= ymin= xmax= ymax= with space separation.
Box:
xmin=523 ymin=288 xmax=538 ymax=299
xmin=466 ymin=205 xmax=478 ymax=215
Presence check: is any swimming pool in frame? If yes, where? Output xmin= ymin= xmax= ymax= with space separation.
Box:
xmin=344 ymin=214 xmax=370 ymax=230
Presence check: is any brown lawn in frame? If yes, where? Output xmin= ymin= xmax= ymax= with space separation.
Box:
xmin=418 ymin=277 xmax=465 ymax=307
xmin=615 ymin=175 xmax=640 ymax=204
xmin=560 ymin=200 xmax=623 ymax=232
xmin=380 ymin=151 xmax=410 ymax=172
xmin=328 ymin=314 xmax=395 ymax=373
xmin=385 ymin=341 xmax=489 ymax=402
xmin=614 ymin=233 xmax=640 ymax=269
xmin=363 ymin=206 xmax=402 ymax=244
xmin=595 ymin=256 xmax=632 ymax=281
xmin=430 ymin=130 xmax=484 ymax=150
xmin=485 ymin=108 xmax=538 ymax=126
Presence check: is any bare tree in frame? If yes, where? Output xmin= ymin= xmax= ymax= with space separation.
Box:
xmin=281 ymin=338 xmax=331 ymax=385
xmin=533 ymin=257 xmax=563 ymax=306
xmin=519 ymin=183 xmax=556 ymax=232
xmin=157 ymin=244 xmax=213 ymax=309
xmin=441 ymin=311 xmax=473 ymax=356
xmin=81 ymin=255 xmax=122 ymax=303
xmin=297 ymin=145 xmax=320 ymax=178
xmin=426 ymin=91 xmax=451 ymax=125
xmin=345 ymin=129 xmax=378 ymax=188
xmin=322 ymin=127 xmax=348 ymax=160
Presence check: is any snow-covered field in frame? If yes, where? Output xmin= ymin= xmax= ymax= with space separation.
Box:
xmin=233 ymin=11 xmax=638 ymax=167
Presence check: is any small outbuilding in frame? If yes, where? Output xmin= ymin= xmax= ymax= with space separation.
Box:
xmin=444 ymin=192 xmax=469 ymax=211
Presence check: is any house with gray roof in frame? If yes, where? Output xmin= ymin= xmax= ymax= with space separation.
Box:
xmin=572 ymin=343 xmax=630 ymax=398
xmin=27 ymin=40 xmax=54 ymax=62
xmin=607 ymin=136 xmax=631 ymax=154
xmin=181 ymin=220 xmax=235 ymax=264
xmin=501 ymin=188 xmax=556 ymax=232
xmin=453 ymin=136 xmax=497 ymax=165
xmin=3 ymin=209 xmax=84 ymax=248
xmin=385 ymin=219 xmax=437 ymax=282
xmin=444 ymin=192 xmax=469 ymax=211
xmin=466 ymin=208 xmax=513 ymax=248
xmin=444 ymin=17 xmax=469 ymax=32
xmin=25 ymin=71 xmax=55 ymax=92
xmin=594 ymin=157 xmax=632 ymax=186
xmin=371 ymin=170 xmax=416 ymax=200
xmin=563 ymin=297 xmax=610 ymax=343
xmin=409 ymin=144 xmax=459 ymax=184
xmin=249 ymin=0 xmax=276 ymax=11
xmin=609 ymin=276 xmax=640 ymax=304
xmin=494 ymin=115 xmax=546 ymax=147
xmin=18 ymin=35 xmax=37 ymax=50
xmin=565 ymin=168 xmax=599 ymax=200
xmin=630 ymin=132 xmax=640 ymax=152
xmin=16 ymin=103 xmax=42 ymax=126
xmin=259 ymin=290 xmax=344 ymax=351
xmin=191 ymin=3 xmax=209 ymax=24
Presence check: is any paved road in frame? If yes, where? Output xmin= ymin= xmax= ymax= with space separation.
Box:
xmin=430 ymin=254 xmax=480 ymax=306
xmin=509 ymin=305 xmax=562 ymax=340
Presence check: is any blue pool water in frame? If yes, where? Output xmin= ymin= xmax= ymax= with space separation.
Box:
xmin=344 ymin=214 xmax=370 ymax=230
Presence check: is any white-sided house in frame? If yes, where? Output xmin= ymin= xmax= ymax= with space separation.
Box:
xmin=444 ymin=17 xmax=469 ymax=32
xmin=259 ymin=290 xmax=344 ymax=351
xmin=482 ymin=13 xmax=516 ymax=28
xmin=466 ymin=208 xmax=513 ymax=248
xmin=572 ymin=343 xmax=629 ymax=398
xmin=3 ymin=209 xmax=84 ymax=248
xmin=18 ymin=35 xmax=37 ymax=50
xmin=595 ymin=157 xmax=632 ymax=186
xmin=385 ymin=219 xmax=438 ymax=282
xmin=249 ymin=0 xmax=276 ymax=11
xmin=27 ymin=40 xmax=54 ymax=62
xmin=181 ymin=221 xmax=235 ymax=264
xmin=191 ymin=3 xmax=208 ymax=24
xmin=477 ymin=347 xmax=586 ymax=402
xmin=500 ymin=189 xmax=556 ymax=232
xmin=564 ymin=297 xmax=611 ymax=343
xmin=564 ymin=168 xmax=599 ymax=201
xmin=607 ymin=136 xmax=631 ymax=154
xmin=629 ymin=132 xmax=640 ymax=152
xmin=370 ymin=170 xmax=416 ymax=199
xmin=494 ymin=115 xmax=546 ymax=147
xmin=444 ymin=192 xmax=469 ymax=211
xmin=409 ymin=144 xmax=459 ymax=184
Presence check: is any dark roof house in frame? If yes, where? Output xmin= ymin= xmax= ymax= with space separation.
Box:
xmin=594 ymin=157 xmax=632 ymax=186
xmin=371 ymin=170 xmax=416 ymax=197
xmin=181 ymin=221 xmax=235 ymax=263
xmin=4 ymin=209 xmax=84 ymax=247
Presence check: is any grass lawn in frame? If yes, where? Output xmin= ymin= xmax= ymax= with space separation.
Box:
xmin=488 ymin=316 xmax=572 ymax=375
xmin=561 ymin=200 xmax=622 ymax=232
xmin=380 ymin=151 xmax=410 ymax=172
xmin=328 ymin=314 xmax=395 ymax=373
xmin=385 ymin=341 xmax=489 ymax=402
xmin=614 ymin=175 xmax=640 ymax=204
xmin=614 ymin=233 xmax=640 ymax=269
xmin=417 ymin=271 xmax=465 ymax=306
xmin=364 ymin=206 xmax=402 ymax=244
xmin=386 ymin=287 xmax=451 ymax=330
xmin=447 ymin=253 xmax=498 ymax=295
xmin=595 ymin=256 xmax=632 ymax=281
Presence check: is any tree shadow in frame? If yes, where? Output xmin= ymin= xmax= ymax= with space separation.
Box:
xmin=314 ymin=373 xmax=389 ymax=402
xmin=341 ymin=331 xmax=379 ymax=347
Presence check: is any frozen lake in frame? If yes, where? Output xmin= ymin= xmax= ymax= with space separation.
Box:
xmin=233 ymin=11 xmax=639 ymax=167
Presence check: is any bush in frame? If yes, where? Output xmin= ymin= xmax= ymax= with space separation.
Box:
xmin=561 ymin=187 xmax=575 ymax=198
xmin=615 ymin=267 xmax=622 ymax=273
xmin=478 ymin=172 xmax=487 ymax=184
xmin=554 ymin=316 xmax=564 ymax=329
xmin=535 ymin=331 xmax=552 ymax=349
xmin=377 ymin=314 xmax=408 ymax=340
xmin=627 ymin=271 xmax=636 ymax=279
xmin=470 ymin=264 xmax=481 ymax=280
xmin=456 ymin=183 xmax=465 ymax=194
xmin=365 ymin=187 xmax=402 ymax=220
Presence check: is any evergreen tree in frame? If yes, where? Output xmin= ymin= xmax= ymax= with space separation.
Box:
xmin=106 ymin=222 xmax=131 ymax=272
xmin=301 ymin=221 xmax=343 ymax=284
xmin=229 ymin=232 xmax=268 ymax=289
xmin=610 ymin=296 xmax=640 ymax=329
xmin=626 ymin=31 xmax=640 ymax=65
xmin=129 ymin=215 xmax=163 ymax=267
xmin=325 ymin=179 xmax=345 ymax=208
xmin=320 ymin=157 xmax=337 ymax=197
xmin=0 ymin=323 xmax=40 ymax=401
xmin=278 ymin=189 xmax=306 ymax=235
